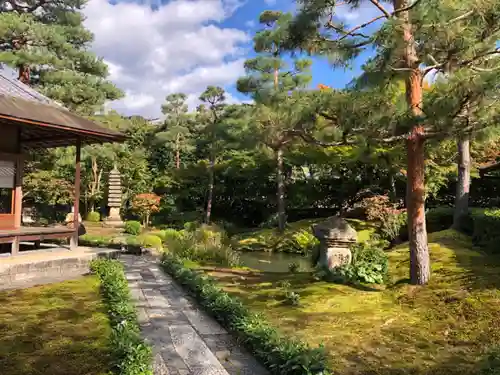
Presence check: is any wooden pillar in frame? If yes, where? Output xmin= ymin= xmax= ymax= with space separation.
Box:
xmin=14 ymin=155 xmax=23 ymax=228
xmin=70 ymin=139 xmax=81 ymax=250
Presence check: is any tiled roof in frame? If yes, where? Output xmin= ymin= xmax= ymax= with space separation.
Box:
xmin=0 ymin=66 xmax=126 ymax=148
xmin=0 ymin=70 xmax=59 ymax=106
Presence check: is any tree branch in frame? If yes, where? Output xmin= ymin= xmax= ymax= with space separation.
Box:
xmin=369 ymin=0 xmax=391 ymax=17
xmin=337 ymin=15 xmax=386 ymax=42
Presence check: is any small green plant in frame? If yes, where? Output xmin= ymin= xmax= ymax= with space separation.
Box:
xmin=124 ymin=220 xmax=142 ymax=235
xmin=278 ymin=280 xmax=292 ymax=289
xmin=90 ymin=259 xmax=152 ymax=375
xmin=183 ymin=221 xmax=200 ymax=232
xmin=284 ymin=290 xmax=301 ymax=306
xmin=288 ymin=262 xmax=300 ymax=273
xmin=292 ymin=230 xmax=319 ymax=254
xmin=138 ymin=234 xmax=163 ymax=251
xmin=86 ymin=211 xmax=100 ymax=222
xmin=321 ymin=242 xmax=388 ymax=285
xmin=380 ymin=211 xmax=407 ymax=242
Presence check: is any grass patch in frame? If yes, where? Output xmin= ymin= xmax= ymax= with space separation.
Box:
xmin=200 ymin=229 xmax=500 ymax=375
xmin=233 ymin=218 xmax=375 ymax=253
xmin=0 ymin=276 xmax=112 ymax=375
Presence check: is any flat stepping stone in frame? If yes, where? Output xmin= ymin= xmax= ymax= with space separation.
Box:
xmin=121 ymin=255 xmax=269 ymax=375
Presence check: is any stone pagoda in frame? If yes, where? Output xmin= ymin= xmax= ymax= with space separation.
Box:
xmin=104 ymin=165 xmax=124 ymax=227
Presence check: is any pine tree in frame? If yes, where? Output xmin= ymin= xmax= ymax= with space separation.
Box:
xmin=286 ymin=0 xmax=500 ymax=285
xmin=0 ymin=0 xmax=122 ymax=112
xmin=199 ymin=86 xmax=226 ymax=224
xmin=157 ymin=93 xmax=194 ymax=170
xmin=238 ymin=10 xmax=312 ymax=232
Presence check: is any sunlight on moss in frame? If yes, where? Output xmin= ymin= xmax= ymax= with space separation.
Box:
xmin=203 ymin=229 xmax=500 ymax=375
xmin=0 ymin=276 xmax=112 ymax=375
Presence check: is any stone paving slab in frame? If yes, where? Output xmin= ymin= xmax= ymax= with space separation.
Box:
xmin=122 ymin=255 xmax=268 ymax=375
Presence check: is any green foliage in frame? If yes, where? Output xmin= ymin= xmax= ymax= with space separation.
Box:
xmin=124 ymin=221 xmax=141 ymax=235
xmin=166 ymin=226 xmax=240 ymax=267
xmin=322 ymin=243 xmax=389 ymax=285
xmin=465 ymin=208 xmax=500 ymax=253
xmin=137 ymin=234 xmax=163 ymax=251
xmin=0 ymin=9 xmax=122 ymax=113
xmin=90 ymin=259 xmax=152 ymax=375
xmin=379 ymin=211 xmax=407 ymax=243
xmin=283 ymin=290 xmax=301 ymax=306
xmin=79 ymin=234 xmax=115 ymax=248
xmin=426 ymin=206 xmax=455 ymax=233
xmin=161 ymin=255 xmax=330 ymax=375
xmin=86 ymin=211 xmax=101 ymax=222
xmin=292 ymin=230 xmax=319 ymax=253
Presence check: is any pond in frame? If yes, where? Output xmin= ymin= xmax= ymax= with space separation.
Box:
xmin=237 ymin=251 xmax=312 ymax=273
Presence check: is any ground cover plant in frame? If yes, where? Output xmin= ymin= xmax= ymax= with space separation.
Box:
xmin=193 ymin=230 xmax=500 ymax=375
xmin=0 ymin=276 xmax=113 ymax=375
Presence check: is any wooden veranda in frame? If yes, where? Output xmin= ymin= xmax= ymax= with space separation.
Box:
xmin=0 ymin=70 xmax=125 ymax=255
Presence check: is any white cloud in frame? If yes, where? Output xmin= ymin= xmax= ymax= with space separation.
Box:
xmin=84 ymin=0 xmax=250 ymax=118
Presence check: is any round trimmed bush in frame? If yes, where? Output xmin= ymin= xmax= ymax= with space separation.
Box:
xmin=86 ymin=211 xmax=100 ymax=222
xmin=138 ymin=234 xmax=163 ymax=251
xmin=124 ymin=220 xmax=141 ymax=235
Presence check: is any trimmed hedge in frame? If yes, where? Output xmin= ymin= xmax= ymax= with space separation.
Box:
xmin=86 ymin=211 xmax=101 ymax=222
xmin=462 ymin=208 xmax=500 ymax=254
xmin=90 ymin=259 xmax=152 ymax=375
xmin=79 ymin=233 xmax=163 ymax=254
xmin=124 ymin=221 xmax=142 ymax=235
xmin=161 ymin=254 xmax=331 ymax=375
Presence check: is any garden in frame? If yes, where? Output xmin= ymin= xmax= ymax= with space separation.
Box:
xmin=5 ymin=0 xmax=500 ymax=374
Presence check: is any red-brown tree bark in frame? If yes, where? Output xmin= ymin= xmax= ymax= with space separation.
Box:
xmin=395 ymin=0 xmax=430 ymax=285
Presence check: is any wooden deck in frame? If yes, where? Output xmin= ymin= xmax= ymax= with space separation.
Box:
xmin=0 ymin=227 xmax=74 ymax=256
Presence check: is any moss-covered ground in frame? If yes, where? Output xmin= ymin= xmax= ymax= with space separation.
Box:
xmin=0 ymin=276 xmax=112 ymax=375
xmin=195 ymin=229 xmax=500 ymax=375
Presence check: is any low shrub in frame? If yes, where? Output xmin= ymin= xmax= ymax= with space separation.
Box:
xmin=321 ymin=242 xmax=388 ymax=285
xmin=291 ymin=230 xmax=319 ymax=254
xmin=137 ymin=234 xmax=163 ymax=251
xmin=183 ymin=221 xmax=200 ymax=232
xmin=380 ymin=211 xmax=407 ymax=243
xmin=167 ymin=226 xmax=240 ymax=267
xmin=86 ymin=211 xmax=101 ymax=222
xmin=124 ymin=221 xmax=142 ymax=235
xmin=161 ymin=228 xmax=184 ymax=243
xmin=161 ymin=255 xmax=330 ymax=375
xmin=467 ymin=208 xmax=500 ymax=253
xmin=90 ymin=259 xmax=152 ymax=375
xmin=426 ymin=206 xmax=454 ymax=232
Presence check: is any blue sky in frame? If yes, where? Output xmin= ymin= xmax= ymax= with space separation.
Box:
xmin=221 ymin=0 xmax=370 ymax=102
xmin=83 ymin=0 xmax=381 ymax=117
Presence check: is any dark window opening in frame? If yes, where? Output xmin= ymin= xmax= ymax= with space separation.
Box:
xmin=0 ymin=188 xmax=13 ymax=214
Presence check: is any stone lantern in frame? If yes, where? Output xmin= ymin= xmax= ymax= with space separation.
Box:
xmin=104 ymin=165 xmax=124 ymax=227
xmin=312 ymin=216 xmax=357 ymax=270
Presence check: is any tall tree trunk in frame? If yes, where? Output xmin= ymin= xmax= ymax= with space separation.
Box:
xmin=396 ymin=0 xmax=430 ymax=285
xmin=175 ymin=133 xmax=180 ymax=169
xmin=389 ymin=170 xmax=397 ymax=203
xmin=453 ymin=134 xmax=471 ymax=229
xmin=276 ymin=147 xmax=286 ymax=232
xmin=205 ymin=151 xmax=215 ymax=224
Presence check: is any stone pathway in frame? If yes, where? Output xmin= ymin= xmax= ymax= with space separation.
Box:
xmin=122 ymin=255 xmax=269 ymax=375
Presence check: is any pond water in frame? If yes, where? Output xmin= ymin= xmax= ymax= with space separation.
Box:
xmin=237 ymin=251 xmax=312 ymax=273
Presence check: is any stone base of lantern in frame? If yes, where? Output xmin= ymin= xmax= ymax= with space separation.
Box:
xmin=103 ymin=207 xmax=124 ymax=228
xmin=319 ymin=246 xmax=352 ymax=270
